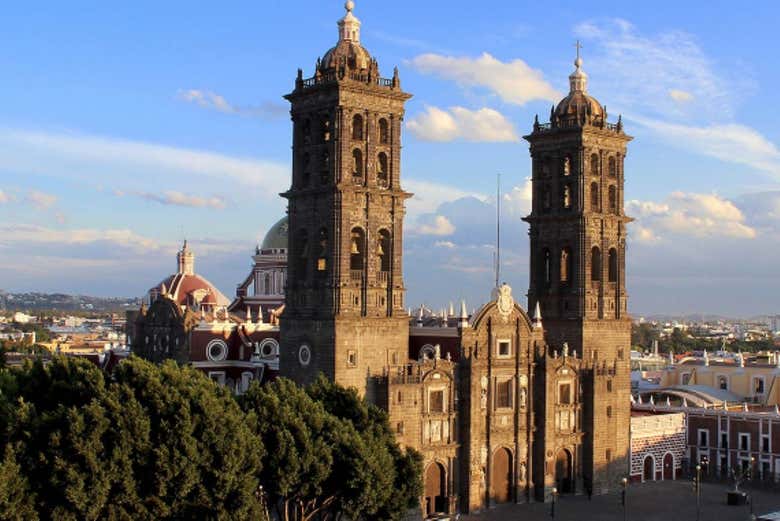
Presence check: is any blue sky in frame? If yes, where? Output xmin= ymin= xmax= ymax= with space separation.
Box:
xmin=1 ymin=1 xmax=779 ymax=317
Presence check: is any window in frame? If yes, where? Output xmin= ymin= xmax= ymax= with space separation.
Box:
xmin=559 ymin=383 xmax=572 ymax=404
xmin=721 ymin=433 xmax=728 ymax=449
xmin=590 ymin=182 xmax=600 ymax=211
xmin=560 ymin=247 xmax=572 ymax=283
xmin=607 ymin=379 xmax=613 ymax=392
xmin=496 ymin=380 xmax=512 ymax=408
xmin=301 ymin=118 xmax=311 ymax=145
xmin=542 ymin=249 xmax=552 ymax=287
xmin=606 ymin=449 xmax=612 ymax=462
xmin=352 ymin=149 xmax=363 ymax=179
xmin=317 ymin=228 xmax=328 ymax=272
xmin=607 ymin=406 xmax=612 ymax=418
xmin=591 ymin=246 xmax=601 ymax=281
xmin=352 ymin=114 xmax=363 ymax=140
xmin=608 ymin=248 xmax=618 ymax=282
xmin=240 ymin=372 xmax=253 ymax=393
xmin=378 ymin=230 xmax=391 ymax=273
xmin=618 ymin=348 xmax=624 ymax=360
xmin=377 ymin=152 xmax=389 ymax=187
xmin=429 ymin=390 xmax=445 ymax=413
xmin=350 ymin=228 xmax=365 ymax=271
xmin=608 ymin=156 xmax=616 ymax=177
xmin=208 ymin=371 xmax=226 ymax=386
xmin=300 ymin=153 xmax=311 ymax=187
xmin=396 ymin=421 xmax=404 ymax=434
xmin=698 ymin=429 xmax=709 ymax=447
xmin=608 ymin=185 xmax=617 ymax=213
xmin=320 ymin=150 xmax=330 ymax=184
xmin=498 ymin=340 xmax=511 ymax=357
xmin=754 ymin=377 xmax=765 ymax=395
xmin=296 ymin=229 xmax=309 ymax=280
xmin=378 ymin=118 xmax=389 ymax=144
xmin=590 ymin=153 xmax=599 ymax=176
xmin=739 ymin=433 xmax=750 ymax=451
xmin=347 ymin=350 xmax=357 ymax=367
xmin=718 ymin=375 xmax=728 ymax=390
xmin=762 ymin=435 xmax=770 ymax=453
xmin=681 ymin=373 xmax=691 ymax=385
xmin=397 ymin=390 xmax=402 ymax=404
xmin=206 ymin=340 xmax=228 ymax=361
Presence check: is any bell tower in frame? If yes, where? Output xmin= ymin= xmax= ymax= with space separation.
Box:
xmin=280 ymin=1 xmax=412 ymax=399
xmin=524 ymin=49 xmax=633 ymax=493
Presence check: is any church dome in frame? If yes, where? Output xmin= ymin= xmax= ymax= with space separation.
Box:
xmin=318 ymin=1 xmax=374 ymax=73
xmin=260 ymin=217 xmax=288 ymax=251
xmin=553 ymin=53 xmax=605 ymax=122
xmin=148 ymin=241 xmax=230 ymax=309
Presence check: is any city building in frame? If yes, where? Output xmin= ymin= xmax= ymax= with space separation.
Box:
xmin=275 ymin=2 xmax=632 ymax=515
xmin=629 ymin=410 xmax=686 ymax=482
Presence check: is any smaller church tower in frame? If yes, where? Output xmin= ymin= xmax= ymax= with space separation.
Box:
xmin=177 ymin=240 xmax=195 ymax=276
xmin=280 ymin=1 xmax=413 ymax=399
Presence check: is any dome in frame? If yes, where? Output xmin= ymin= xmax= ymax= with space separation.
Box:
xmin=321 ymin=40 xmax=372 ymax=72
xmin=261 ymin=217 xmax=288 ymax=251
xmin=554 ymin=91 xmax=604 ymax=119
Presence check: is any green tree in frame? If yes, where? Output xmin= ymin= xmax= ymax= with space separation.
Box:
xmin=0 ymin=444 xmax=38 ymax=520
xmin=0 ymin=356 xmax=265 ymax=520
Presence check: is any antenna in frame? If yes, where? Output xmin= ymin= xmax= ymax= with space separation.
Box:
xmin=495 ymin=173 xmax=501 ymax=288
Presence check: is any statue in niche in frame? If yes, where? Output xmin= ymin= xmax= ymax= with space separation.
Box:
xmin=519 ymin=461 xmax=527 ymax=482
xmin=519 ymin=386 xmax=528 ymax=408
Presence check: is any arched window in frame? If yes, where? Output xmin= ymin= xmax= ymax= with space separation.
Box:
xmin=377 ymin=152 xmax=389 ymax=187
xmin=378 ymin=229 xmax=391 ymax=273
xmin=352 ymin=149 xmax=363 ymax=178
xmin=321 ymin=115 xmax=331 ymax=142
xmin=590 ymin=182 xmax=600 ymax=211
xmin=320 ymin=150 xmax=330 ymax=184
xmin=542 ymin=185 xmax=551 ymax=211
xmin=350 ymin=228 xmax=365 ymax=272
xmin=591 ymin=246 xmax=601 ymax=281
xmin=608 ymin=185 xmax=617 ymax=213
xmin=560 ymin=247 xmax=572 ymax=283
xmin=608 ymin=248 xmax=618 ymax=282
xmin=608 ymin=156 xmax=616 ymax=177
xmin=542 ymin=249 xmax=552 ymax=287
xmin=301 ymin=153 xmax=311 ymax=187
xmin=317 ymin=228 xmax=328 ymax=273
xmin=379 ymin=118 xmax=389 ymax=144
xmin=590 ymin=153 xmax=599 ymax=176
xmin=296 ymin=229 xmax=309 ymax=280
xmin=301 ymin=118 xmax=311 ymax=145
xmin=352 ymin=114 xmax=364 ymax=140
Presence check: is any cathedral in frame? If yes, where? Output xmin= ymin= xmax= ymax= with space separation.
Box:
xmin=133 ymin=1 xmax=633 ymax=516
xmin=278 ymin=1 xmax=631 ymax=515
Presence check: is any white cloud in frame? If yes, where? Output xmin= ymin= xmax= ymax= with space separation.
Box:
xmin=408 ymin=52 xmax=560 ymax=106
xmin=0 ymin=128 xmax=290 ymax=197
xmin=132 ymin=190 xmax=226 ymax=209
xmin=0 ymin=189 xmax=9 ymax=204
xmin=631 ymin=117 xmax=780 ymax=179
xmin=628 ymin=191 xmax=756 ymax=240
xmin=573 ymin=19 xmax=734 ymax=120
xmin=669 ymin=89 xmax=694 ymax=103
xmin=407 ymin=106 xmax=519 ymax=143
xmin=0 ymin=223 xmax=163 ymax=253
xmin=27 ymin=190 xmax=57 ymax=209
xmin=503 ymin=179 xmax=533 ymax=217
xmin=404 ymin=178 xmax=487 ymax=221
xmin=415 ymin=215 xmax=456 ymax=236
xmin=434 ymin=240 xmax=456 ymax=249
xmin=177 ymin=89 xmax=287 ymax=118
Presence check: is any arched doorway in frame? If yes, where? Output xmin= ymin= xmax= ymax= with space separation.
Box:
xmin=555 ymin=449 xmax=573 ymax=493
xmin=424 ymin=462 xmax=446 ymax=515
xmin=491 ymin=448 xmax=512 ymax=503
xmin=643 ymin=455 xmax=655 ymax=482
xmin=663 ymin=453 xmax=674 ymax=480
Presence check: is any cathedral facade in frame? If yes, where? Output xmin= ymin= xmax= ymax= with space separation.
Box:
xmin=277 ymin=3 xmax=633 ymax=516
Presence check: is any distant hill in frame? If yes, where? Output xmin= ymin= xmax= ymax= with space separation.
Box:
xmin=0 ymin=291 xmax=141 ymax=313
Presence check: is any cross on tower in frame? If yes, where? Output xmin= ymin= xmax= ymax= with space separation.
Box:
xmin=575 ymin=40 xmax=583 ymax=60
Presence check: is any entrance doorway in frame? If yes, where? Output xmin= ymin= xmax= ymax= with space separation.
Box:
xmin=555 ymin=449 xmax=573 ymax=493
xmin=491 ymin=448 xmax=512 ymax=503
xmin=424 ymin=462 xmax=447 ymax=515
xmin=643 ymin=455 xmax=655 ymax=482
xmin=663 ymin=453 xmax=674 ymax=480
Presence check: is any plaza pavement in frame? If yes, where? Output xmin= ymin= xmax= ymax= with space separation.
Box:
xmin=461 ymin=480 xmax=780 ymax=521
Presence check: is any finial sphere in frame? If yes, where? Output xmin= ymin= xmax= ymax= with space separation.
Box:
xmin=575 ymin=56 xmax=583 ymax=68
xmin=345 ymin=0 xmax=355 ymax=12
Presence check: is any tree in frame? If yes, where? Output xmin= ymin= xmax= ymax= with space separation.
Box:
xmin=0 ymin=356 xmax=265 ymax=520
xmin=0 ymin=444 xmax=37 ymax=520
xmin=241 ymin=376 xmax=423 ymax=521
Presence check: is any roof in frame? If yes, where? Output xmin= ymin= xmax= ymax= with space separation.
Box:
xmin=150 ymin=273 xmax=229 ymax=308
xmin=261 ymin=217 xmax=288 ymax=251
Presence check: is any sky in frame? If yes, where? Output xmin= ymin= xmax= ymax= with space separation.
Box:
xmin=1 ymin=0 xmax=779 ymax=317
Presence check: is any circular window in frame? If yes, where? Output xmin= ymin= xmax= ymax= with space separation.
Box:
xmin=207 ymin=340 xmax=228 ymax=361
xmin=298 ymin=344 xmax=312 ymax=366
xmin=259 ymin=338 xmax=279 ymax=358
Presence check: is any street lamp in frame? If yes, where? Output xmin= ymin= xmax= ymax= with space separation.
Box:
xmin=550 ymin=486 xmax=558 ymax=519
xmin=621 ymin=477 xmax=628 ymax=521
xmin=695 ymin=464 xmax=702 ymax=521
